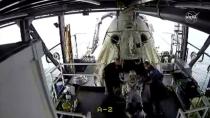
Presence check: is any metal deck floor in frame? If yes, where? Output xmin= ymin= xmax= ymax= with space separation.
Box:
xmin=72 ymin=86 xmax=179 ymax=118
xmin=63 ymin=66 xmax=180 ymax=118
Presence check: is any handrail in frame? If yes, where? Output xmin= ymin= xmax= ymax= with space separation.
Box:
xmin=63 ymin=73 xmax=101 ymax=77
xmin=56 ymin=111 xmax=86 ymax=118
xmin=184 ymin=107 xmax=208 ymax=113
xmin=48 ymin=63 xmax=102 ymax=74
xmin=61 ymin=63 xmax=102 ymax=66
xmin=44 ymin=65 xmax=60 ymax=74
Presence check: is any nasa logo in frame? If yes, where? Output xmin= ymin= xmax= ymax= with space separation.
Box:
xmin=185 ymin=11 xmax=200 ymax=24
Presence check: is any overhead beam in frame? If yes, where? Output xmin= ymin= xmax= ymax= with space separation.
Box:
xmin=74 ymin=0 xmax=100 ymax=5
xmin=0 ymin=22 xmax=16 ymax=29
xmin=137 ymin=7 xmax=210 ymax=34
xmin=189 ymin=35 xmax=210 ymax=68
xmin=174 ymin=2 xmax=210 ymax=10
xmin=130 ymin=0 xmax=155 ymax=6
xmin=33 ymin=8 xmax=120 ymax=20
xmin=0 ymin=13 xmax=28 ymax=22
xmin=1 ymin=1 xmax=117 ymax=21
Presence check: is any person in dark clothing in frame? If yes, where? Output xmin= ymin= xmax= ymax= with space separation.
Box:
xmin=103 ymin=58 xmax=124 ymax=95
xmin=144 ymin=61 xmax=165 ymax=117
xmin=144 ymin=61 xmax=163 ymax=82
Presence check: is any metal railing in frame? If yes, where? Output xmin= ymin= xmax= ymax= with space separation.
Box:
xmin=56 ymin=111 xmax=91 ymax=118
xmin=176 ymin=107 xmax=209 ymax=118
xmin=176 ymin=96 xmax=210 ymax=118
xmin=48 ymin=63 xmax=102 ymax=118
xmin=50 ymin=63 xmax=102 ymax=83
xmin=49 ymin=63 xmax=102 ymax=99
xmin=176 ymin=109 xmax=186 ymax=118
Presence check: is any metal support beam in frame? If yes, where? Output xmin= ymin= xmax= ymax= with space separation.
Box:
xmin=18 ymin=19 xmax=31 ymax=42
xmin=189 ymin=35 xmax=210 ymax=68
xmin=180 ymin=25 xmax=189 ymax=61
xmin=30 ymin=24 xmax=61 ymax=71
xmin=58 ymin=14 xmax=67 ymax=64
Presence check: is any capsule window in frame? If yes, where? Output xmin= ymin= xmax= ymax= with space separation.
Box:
xmin=111 ymin=35 xmax=120 ymax=45
xmin=141 ymin=34 xmax=148 ymax=43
